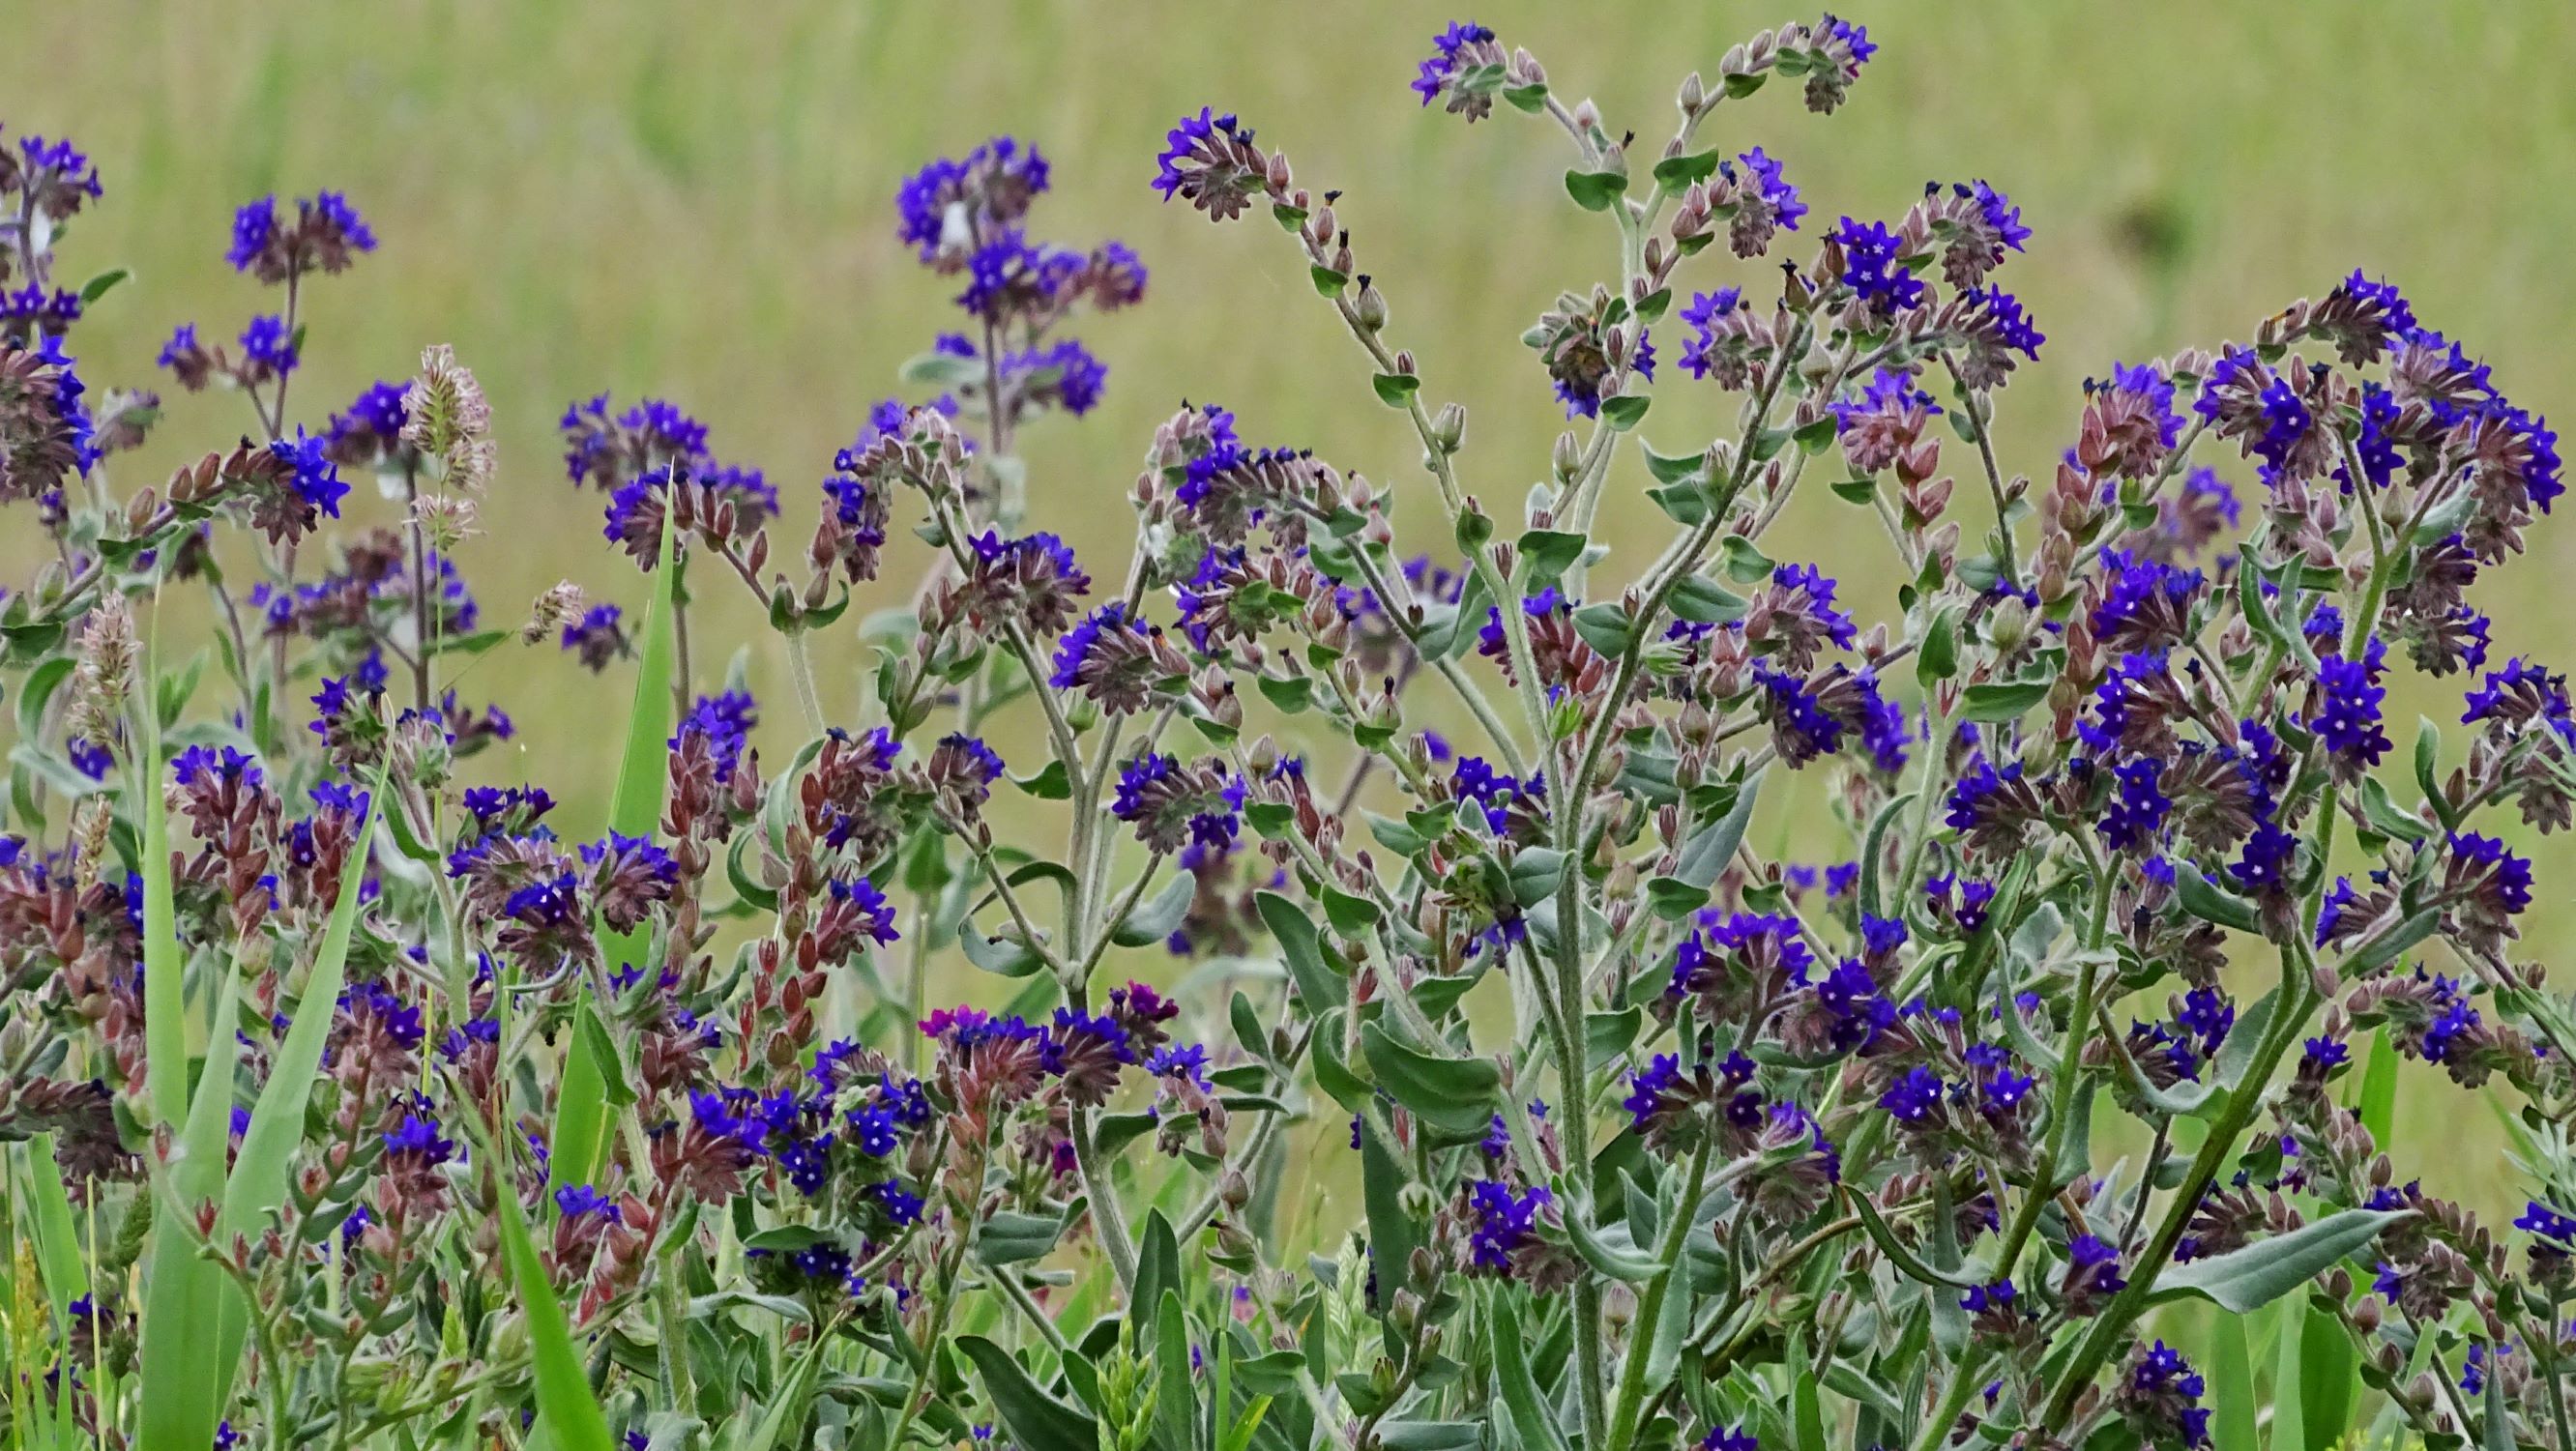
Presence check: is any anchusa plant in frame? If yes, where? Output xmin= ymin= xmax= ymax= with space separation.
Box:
xmin=3 ymin=15 xmax=2575 ymax=1451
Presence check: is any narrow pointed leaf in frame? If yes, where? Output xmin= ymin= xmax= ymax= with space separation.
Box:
xmin=555 ymin=508 xmax=680 ymax=1192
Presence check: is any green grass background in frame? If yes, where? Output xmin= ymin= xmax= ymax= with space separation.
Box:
xmin=11 ymin=1 xmax=2576 ymax=1216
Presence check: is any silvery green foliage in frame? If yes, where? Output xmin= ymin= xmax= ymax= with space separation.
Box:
xmin=0 ymin=15 xmax=2572 ymax=1451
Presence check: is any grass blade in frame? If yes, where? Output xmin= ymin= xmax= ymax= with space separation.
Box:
xmin=134 ymin=938 xmax=247 ymax=1451
xmin=2269 ymin=1297 xmax=2306 ymax=1451
xmin=134 ymin=615 xmax=186 ymax=1131
xmin=552 ymin=509 xmax=679 ymax=1194
xmin=2355 ymin=1028 xmax=2397 ymax=1148
xmin=495 ymin=1182 xmax=617 ymax=1451
xmin=203 ymin=771 xmax=386 ymax=1412
xmin=2210 ymin=1309 xmax=2257 ymax=1451
xmin=17 ymin=1136 xmax=85 ymax=1316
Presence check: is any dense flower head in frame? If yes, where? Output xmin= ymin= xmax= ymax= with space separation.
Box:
xmin=226 ymin=189 xmax=376 ymax=282
xmin=10 ymin=21 xmax=2576 ymax=1442
xmin=5 ymin=131 xmax=104 ymax=219
xmin=2309 ymin=637 xmax=2391 ymax=770
xmin=1112 ymin=752 xmax=1244 ymax=855
xmin=894 ymin=136 xmax=1051 ymax=267
xmin=1153 ymin=108 xmax=1270 ymax=221
xmin=1830 ymin=218 xmax=1924 ymax=313
xmin=1412 ymin=22 xmax=1505 ymax=120
xmin=673 ymin=688 xmax=758 ymax=782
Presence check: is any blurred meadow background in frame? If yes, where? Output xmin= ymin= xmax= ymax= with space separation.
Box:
xmin=9 ymin=0 xmax=2576 ymax=1220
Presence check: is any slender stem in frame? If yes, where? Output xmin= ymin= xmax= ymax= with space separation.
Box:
xmin=784 ymin=627 xmax=827 ymax=735
xmin=1937 ymin=350 xmax=2018 ymax=588
xmin=1604 ymin=1133 xmax=1713 ymax=1451
xmin=2038 ymin=948 xmax=2318 ymax=1424
xmin=1069 ymin=1115 xmax=1138 ymax=1294
xmin=401 ymin=461 xmax=434 ymax=714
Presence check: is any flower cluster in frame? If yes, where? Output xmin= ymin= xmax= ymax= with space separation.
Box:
xmin=0 ymin=17 xmax=2568 ymax=1451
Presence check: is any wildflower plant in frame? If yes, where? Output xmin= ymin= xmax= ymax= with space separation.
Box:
xmin=0 ymin=15 xmax=2573 ymax=1451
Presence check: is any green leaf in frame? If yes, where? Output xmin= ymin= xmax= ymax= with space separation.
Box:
xmin=1958 ymin=681 xmax=2051 ymax=722
xmin=507 ymin=1215 xmax=619 ymax=1450
xmin=1131 ymin=1209 xmax=1182 ymax=1347
xmin=2415 ymin=717 xmax=2453 ymax=828
xmin=1563 ymin=1205 xmax=1660 ymax=1282
xmin=2153 ymin=1210 xmax=2411 ymax=1314
xmin=137 ymin=943 xmax=247 ymax=1451
xmin=1357 ymin=1117 xmax=1418 ymax=1351
xmin=2299 ymin=1303 xmax=2355 ymax=1451
xmin=2270 ymin=1299 xmax=2307 ymax=1451
xmin=1641 ymin=444 xmax=1710 ymax=486
xmin=1917 ymin=607 xmax=1960 ymax=684
xmin=210 ymin=769 xmax=386 ymax=1400
xmin=959 ymin=1336 xmax=1099 ymax=1451
xmin=1650 ymin=149 xmax=1725 ymax=191
xmin=1667 ymin=574 xmax=1745 ymax=624
xmin=556 ymin=503 xmax=680 ymax=1194
xmin=2356 ymin=1028 xmax=2398 ymax=1148
xmin=79 ymin=267 xmax=132 ymax=305
xmin=1256 ymin=891 xmax=1344 ymax=1010
xmin=1599 ymin=393 xmax=1651 ymax=430
xmin=1491 ymin=1295 xmax=1571 ymax=1451
xmin=1856 ymin=791 xmax=1914 ymax=921
xmin=1517 ymin=530 xmax=1588 ymax=581
xmin=2209 ymin=1309 xmax=2258 ymax=1451
xmin=1156 ymin=1291 xmax=1197 ymax=1451
xmin=1673 ymin=773 xmax=1760 ymax=890
xmin=1113 ymin=873 xmax=1196 ymax=948
xmin=1572 ymin=603 xmax=1634 ymax=657
xmin=960 ymin=920 xmax=1045 ymax=977
xmin=2175 ymin=869 xmax=2261 ymax=934
xmin=1359 ymin=1022 xmax=1499 ymax=1139
xmin=1016 ymin=760 xmax=1073 ymax=799
xmin=1790 ymin=1354 xmax=1826 ymax=1451
xmin=1322 ymin=886 xmax=1381 ymax=937
xmin=1255 ymin=674 xmax=1314 ymax=713
xmin=1372 ymin=372 xmax=1422 ymax=407
xmin=977 ymin=1208 xmax=1068 ymax=1266
xmin=2343 ymin=909 xmax=2439 ymax=976
xmin=1564 ymin=169 xmax=1628 ymax=212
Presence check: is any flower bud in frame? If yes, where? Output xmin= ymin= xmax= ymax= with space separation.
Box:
xmin=1430 ymin=402 xmax=1467 ymax=454
xmin=1357 ymin=279 xmax=1390 ymax=332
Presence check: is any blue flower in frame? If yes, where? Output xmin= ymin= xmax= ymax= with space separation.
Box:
xmin=2311 ymin=638 xmax=2390 ymax=769
xmin=672 ymin=689 xmax=758 ymax=782
xmin=1879 ymin=1065 xmax=1943 ymax=1123
xmin=1829 ymin=218 xmax=1923 ymax=312
xmin=1464 ymin=1179 xmax=1549 ymax=1270
xmin=1413 ymin=22 xmax=1500 ymax=110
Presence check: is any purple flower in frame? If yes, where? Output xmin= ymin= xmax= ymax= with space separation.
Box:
xmin=239 ymin=314 xmax=299 ymax=375
xmin=2517 ymin=1201 xmax=2576 ymax=1244
xmin=1735 ymin=146 xmax=1806 ymax=231
xmin=2097 ymin=756 xmax=2171 ymax=854
xmin=828 ymin=876 xmax=901 ymax=946
xmin=1464 ymin=1179 xmax=1550 ymax=1270
xmin=672 ymin=689 xmax=757 ymax=782
xmin=1153 ymin=109 xmax=1268 ymax=220
xmin=1880 ymin=1065 xmax=1943 ymax=1123
xmin=227 ymin=196 xmax=278 ymax=272
xmin=2311 ymin=638 xmax=2391 ymax=770
xmin=1112 ymin=752 xmax=1244 ymax=854
xmin=1830 ymin=218 xmax=1923 ymax=312
xmin=1413 ymin=22 xmax=1503 ymax=118
xmin=1004 ymin=337 xmax=1109 ymax=417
